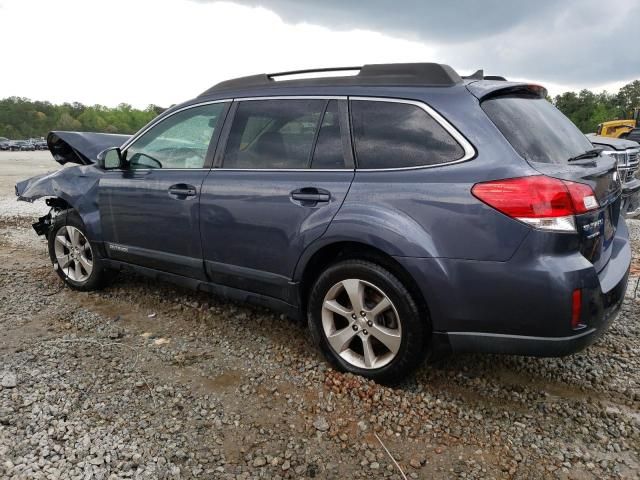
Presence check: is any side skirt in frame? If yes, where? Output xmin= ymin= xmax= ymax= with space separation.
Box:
xmin=103 ymin=259 xmax=303 ymax=321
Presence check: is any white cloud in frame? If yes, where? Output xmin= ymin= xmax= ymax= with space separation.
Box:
xmin=0 ymin=0 xmax=436 ymax=107
xmin=1 ymin=0 xmax=635 ymax=107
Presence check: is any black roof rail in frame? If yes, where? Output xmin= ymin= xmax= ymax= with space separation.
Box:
xmin=199 ymin=63 xmax=463 ymax=96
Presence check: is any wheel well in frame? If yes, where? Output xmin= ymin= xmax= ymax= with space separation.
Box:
xmin=46 ymin=197 xmax=72 ymax=211
xmin=299 ymin=241 xmax=430 ymax=321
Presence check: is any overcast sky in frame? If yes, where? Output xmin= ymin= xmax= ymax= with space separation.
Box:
xmin=1 ymin=0 xmax=638 ymax=108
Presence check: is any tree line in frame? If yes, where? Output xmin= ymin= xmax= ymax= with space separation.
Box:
xmin=0 ymin=98 xmax=165 ymax=139
xmin=1 ymin=79 xmax=639 ymax=140
xmin=554 ymin=80 xmax=640 ymax=133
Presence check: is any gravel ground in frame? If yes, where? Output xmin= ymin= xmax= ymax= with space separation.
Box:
xmin=1 ymin=152 xmax=639 ymax=479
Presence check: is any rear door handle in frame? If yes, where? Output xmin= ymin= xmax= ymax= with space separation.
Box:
xmin=168 ymin=184 xmax=197 ymax=197
xmin=291 ymin=187 xmax=331 ymax=204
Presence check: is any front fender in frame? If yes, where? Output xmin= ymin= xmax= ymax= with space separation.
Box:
xmin=16 ymin=165 xmax=103 ymax=241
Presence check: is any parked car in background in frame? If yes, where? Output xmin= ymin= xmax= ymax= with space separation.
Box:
xmin=588 ymin=134 xmax=640 ymax=218
xmin=34 ymin=140 xmax=48 ymax=150
xmin=0 ymin=137 xmax=11 ymax=150
xmin=15 ymin=63 xmax=637 ymax=383
xmin=11 ymin=140 xmax=36 ymax=151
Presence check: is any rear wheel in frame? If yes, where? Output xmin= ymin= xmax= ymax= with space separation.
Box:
xmin=48 ymin=211 xmax=111 ymax=291
xmin=307 ymin=259 xmax=428 ymax=384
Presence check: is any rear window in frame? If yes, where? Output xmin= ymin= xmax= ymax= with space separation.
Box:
xmin=350 ymin=100 xmax=464 ymax=169
xmin=482 ymin=95 xmax=593 ymax=164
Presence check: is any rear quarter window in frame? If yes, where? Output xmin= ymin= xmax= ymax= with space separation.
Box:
xmin=350 ymin=100 xmax=465 ymax=169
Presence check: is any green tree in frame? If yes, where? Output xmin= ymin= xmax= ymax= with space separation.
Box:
xmin=617 ymin=80 xmax=640 ymax=117
xmin=0 ymin=97 xmax=164 ymax=138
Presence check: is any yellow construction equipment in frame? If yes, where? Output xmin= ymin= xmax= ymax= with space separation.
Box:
xmin=597 ymin=107 xmax=640 ymax=138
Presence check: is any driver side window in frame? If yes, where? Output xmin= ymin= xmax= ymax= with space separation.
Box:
xmin=124 ymin=102 xmax=227 ymax=169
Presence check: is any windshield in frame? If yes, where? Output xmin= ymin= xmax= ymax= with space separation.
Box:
xmin=482 ymin=94 xmax=594 ymax=164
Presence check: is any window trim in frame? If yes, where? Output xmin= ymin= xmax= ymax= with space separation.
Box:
xmin=215 ymin=96 xmax=354 ymax=172
xmin=117 ymin=95 xmax=475 ymax=173
xmin=349 ymin=96 xmax=476 ymax=171
xmin=118 ymin=99 xmax=231 ymax=171
xmin=307 ymin=100 xmax=330 ymax=168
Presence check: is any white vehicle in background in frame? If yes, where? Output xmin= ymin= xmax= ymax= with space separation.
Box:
xmin=588 ymin=133 xmax=640 ymax=218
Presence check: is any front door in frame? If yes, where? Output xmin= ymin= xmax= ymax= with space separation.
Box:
xmin=99 ymin=101 xmax=229 ymax=279
xmin=200 ymin=98 xmax=355 ymax=302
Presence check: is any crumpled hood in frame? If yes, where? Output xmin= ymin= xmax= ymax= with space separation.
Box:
xmin=15 ymin=164 xmax=100 ymax=202
xmin=48 ymin=131 xmax=131 ymax=165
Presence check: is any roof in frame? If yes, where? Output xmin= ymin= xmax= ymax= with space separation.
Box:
xmin=199 ymin=63 xmax=464 ymax=96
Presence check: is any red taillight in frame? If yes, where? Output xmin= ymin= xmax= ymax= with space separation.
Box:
xmin=563 ymin=181 xmax=599 ymax=214
xmin=571 ymin=289 xmax=583 ymax=329
xmin=471 ymin=176 xmax=598 ymax=232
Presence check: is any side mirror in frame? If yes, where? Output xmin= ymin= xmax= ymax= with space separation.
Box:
xmin=96 ymin=147 xmax=123 ymax=170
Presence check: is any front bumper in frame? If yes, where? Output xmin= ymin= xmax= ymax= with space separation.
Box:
xmin=623 ymin=191 xmax=640 ymax=218
xmin=621 ymin=171 xmax=640 ymax=219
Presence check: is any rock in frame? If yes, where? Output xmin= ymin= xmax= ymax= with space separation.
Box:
xmin=1 ymin=372 xmax=17 ymax=388
xmin=605 ymin=406 xmax=620 ymax=415
xmin=313 ymin=416 xmax=330 ymax=432
xmin=0 ymin=211 xmax=639 ymax=480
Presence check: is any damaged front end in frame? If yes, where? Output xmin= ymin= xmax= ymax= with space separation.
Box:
xmin=31 ymin=197 xmax=73 ymax=236
xmin=16 ymin=165 xmax=104 ymax=240
xmin=15 ymin=130 xmax=128 ymax=239
xmin=47 ymin=131 xmax=130 ymax=166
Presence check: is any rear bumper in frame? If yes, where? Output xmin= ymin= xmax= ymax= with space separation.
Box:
xmin=395 ymin=219 xmax=631 ymax=357
xmin=435 ymin=266 xmax=627 ymax=356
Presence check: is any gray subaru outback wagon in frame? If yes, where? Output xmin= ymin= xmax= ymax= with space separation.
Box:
xmin=16 ymin=63 xmax=636 ymax=383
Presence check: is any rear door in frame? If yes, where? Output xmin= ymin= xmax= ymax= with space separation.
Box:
xmin=99 ymin=101 xmax=229 ymax=279
xmin=200 ymin=97 xmax=354 ymax=302
xmin=481 ymin=93 xmax=623 ymax=272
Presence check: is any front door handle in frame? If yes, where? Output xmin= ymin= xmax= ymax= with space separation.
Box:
xmin=291 ymin=187 xmax=331 ymax=205
xmin=168 ymin=184 xmax=197 ymax=198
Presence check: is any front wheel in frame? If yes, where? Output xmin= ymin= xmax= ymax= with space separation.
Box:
xmin=307 ymin=259 xmax=429 ymax=384
xmin=48 ymin=211 xmax=111 ymax=291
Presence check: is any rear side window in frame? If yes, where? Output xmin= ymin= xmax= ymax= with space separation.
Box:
xmin=350 ymin=100 xmax=464 ymax=169
xmin=223 ymin=99 xmax=325 ymax=169
xmin=481 ymin=95 xmax=594 ymax=164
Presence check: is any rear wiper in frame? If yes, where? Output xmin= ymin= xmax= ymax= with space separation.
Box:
xmin=567 ymin=148 xmax=603 ymax=162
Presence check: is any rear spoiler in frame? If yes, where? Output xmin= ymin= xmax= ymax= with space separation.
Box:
xmin=47 ymin=131 xmax=131 ymax=165
xmin=466 ymin=81 xmax=547 ymax=101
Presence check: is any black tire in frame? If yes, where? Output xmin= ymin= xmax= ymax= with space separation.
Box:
xmin=47 ymin=210 xmax=111 ymax=291
xmin=307 ymin=259 xmax=429 ymax=384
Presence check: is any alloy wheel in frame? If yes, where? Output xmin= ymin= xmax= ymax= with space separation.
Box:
xmin=54 ymin=225 xmax=93 ymax=282
xmin=321 ymin=278 xmax=402 ymax=369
